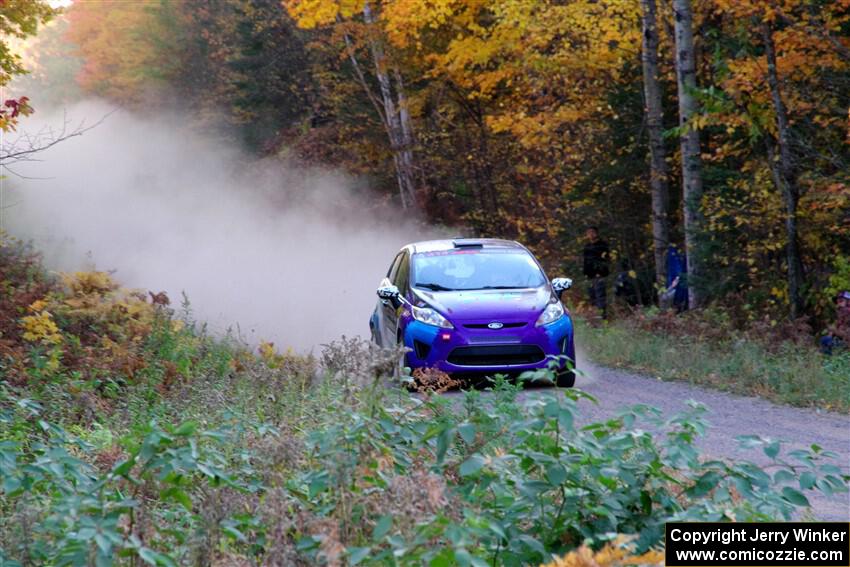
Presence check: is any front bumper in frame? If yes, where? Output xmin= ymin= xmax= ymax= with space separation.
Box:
xmin=402 ymin=315 xmax=575 ymax=375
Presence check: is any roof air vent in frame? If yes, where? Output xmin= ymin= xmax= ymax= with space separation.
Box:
xmin=452 ymin=239 xmax=484 ymax=248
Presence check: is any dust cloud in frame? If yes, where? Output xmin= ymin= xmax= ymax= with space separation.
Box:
xmin=2 ymin=100 xmax=431 ymax=351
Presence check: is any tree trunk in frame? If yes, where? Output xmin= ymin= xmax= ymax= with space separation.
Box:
xmin=672 ymin=0 xmax=704 ymax=308
xmin=762 ymin=22 xmax=805 ymax=319
xmin=392 ymin=68 xmax=420 ymax=208
xmin=640 ymin=0 xmax=670 ymax=286
xmin=361 ymin=3 xmax=418 ymax=211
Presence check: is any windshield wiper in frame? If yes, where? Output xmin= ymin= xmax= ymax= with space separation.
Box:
xmin=479 ymin=285 xmax=526 ymax=290
xmin=415 ymin=282 xmax=455 ymax=291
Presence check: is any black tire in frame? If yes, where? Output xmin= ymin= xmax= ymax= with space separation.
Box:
xmin=556 ymin=370 xmax=575 ymax=388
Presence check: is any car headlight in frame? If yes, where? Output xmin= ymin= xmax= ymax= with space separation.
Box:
xmin=412 ymin=305 xmax=454 ymax=329
xmin=536 ymin=300 xmax=565 ymax=326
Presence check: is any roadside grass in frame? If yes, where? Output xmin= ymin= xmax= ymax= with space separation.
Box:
xmin=577 ymin=317 xmax=850 ymax=413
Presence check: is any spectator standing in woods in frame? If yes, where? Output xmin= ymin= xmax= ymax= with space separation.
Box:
xmin=583 ymin=226 xmax=610 ymax=319
xmin=663 ymin=245 xmax=689 ymax=312
xmin=820 ymin=290 xmax=850 ymax=355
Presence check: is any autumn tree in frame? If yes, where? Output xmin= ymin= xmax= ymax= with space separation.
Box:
xmin=702 ymin=0 xmax=850 ymax=319
xmin=65 ymin=0 xmax=179 ymax=107
xmin=0 ymin=0 xmax=54 ymax=131
xmin=285 ymin=0 xmax=420 ymax=210
xmin=380 ymin=0 xmax=647 ymax=262
xmin=64 ymin=0 xmax=314 ymax=152
xmin=672 ymin=0 xmax=704 ymax=309
xmin=640 ymin=0 xmax=670 ymax=284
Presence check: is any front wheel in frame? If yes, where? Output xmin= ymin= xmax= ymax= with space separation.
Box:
xmin=556 ymin=370 xmax=575 ymax=388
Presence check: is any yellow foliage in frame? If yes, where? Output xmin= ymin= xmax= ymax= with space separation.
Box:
xmin=57 ymin=271 xmax=156 ymax=341
xmin=27 ymin=299 xmax=48 ymax=313
xmin=61 ymin=271 xmax=118 ymax=296
xmin=20 ymin=309 xmax=63 ymax=346
xmin=258 ymin=340 xmax=294 ymax=369
xmin=257 ymin=340 xmax=318 ymax=382
xmin=285 ymin=0 xmax=364 ymax=28
xmin=20 ymin=301 xmax=64 ymax=373
xmin=541 ymin=537 xmax=664 ymax=567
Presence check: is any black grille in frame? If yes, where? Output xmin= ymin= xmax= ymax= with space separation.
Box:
xmin=414 ymin=340 xmax=431 ymax=360
xmin=447 ymin=345 xmax=545 ymax=366
xmin=468 ymin=335 xmax=520 ymax=344
xmin=462 ymin=322 xmax=526 ymax=329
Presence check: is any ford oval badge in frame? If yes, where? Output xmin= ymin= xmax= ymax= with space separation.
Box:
xmin=488 ymin=322 xmax=504 ymax=329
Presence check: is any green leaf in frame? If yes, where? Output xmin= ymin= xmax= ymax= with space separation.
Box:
xmin=174 ymin=421 xmax=198 ymax=437
xmin=160 ymin=487 xmax=192 ymax=511
xmin=545 ymin=464 xmax=567 ymax=486
xmin=95 ymin=533 xmax=111 ymax=555
xmin=308 ymin=472 xmax=329 ymax=498
xmin=781 ymin=486 xmax=810 ymax=507
xmin=430 ymin=550 xmax=455 ymax=567
xmin=111 ymin=458 xmax=135 ymax=478
xmin=558 ymin=408 xmax=573 ymax=432
xmin=3 ymin=475 xmax=21 ymax=494
xmin=459 ymin=455 xmax=486 ymax=477
xmin=454 ymin=548 xmax=472 ymax=567
xmin=764 ymin=440 xmax=780 ymax=460
xmin=486 ymin=520 xmax=506 ymax=541
xmin=458 ymin=422 xmax=476 ymax=445
xmin=687 ymin=471 xmax=722 ymax=498
xmin=138 ymin=547 xmax=174 ymax=566
xmin=518 ymin=534 xmax=546 ymax=554
xmin=773 ymin=469 xmax=795 ymax=484
xmin=816 ymin=478 xmax=834 ymax=498
xmin=436 ymin=427 xmax=454 ymax=464
xmin=348 ymin=547 xmax=372 ymax=565
xmin=372 ymin=515 xmax=392 ymax=540
xmin=222 ymin=526 xmax=247 ymax=542
xmin=197 ymin=463 xmax=218 ymax=479
xmin=799 ymin=471 xmax=816 ymax=490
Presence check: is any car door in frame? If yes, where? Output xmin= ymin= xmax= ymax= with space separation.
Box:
xmin=378 ymin=251 xmax=404 ymax=345
xmin=382 ymin=250 xmax=410 ymax=345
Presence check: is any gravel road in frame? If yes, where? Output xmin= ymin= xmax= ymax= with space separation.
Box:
xmin=517 ymin=352 xmax=850 ymax=521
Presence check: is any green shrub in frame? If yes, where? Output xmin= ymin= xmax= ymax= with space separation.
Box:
xmin=1 ymin=338 xmax=847 ymax=566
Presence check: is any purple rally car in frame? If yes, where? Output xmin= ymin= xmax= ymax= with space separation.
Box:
xmin=369 ymin=238 xmax=576 ymax=387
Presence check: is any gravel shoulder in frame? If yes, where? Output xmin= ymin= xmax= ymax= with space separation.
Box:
xmin=519 ymin=351 xmax=850 ymax=521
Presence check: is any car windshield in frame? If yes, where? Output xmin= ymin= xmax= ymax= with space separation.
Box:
xmin=412 ymin=249 xmax=546 ymax=291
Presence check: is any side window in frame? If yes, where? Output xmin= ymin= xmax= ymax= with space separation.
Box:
xmin=394 ymin=252 xmax=410 ymax=292
xmin=387 ymin=252 xmax=403 ymax=281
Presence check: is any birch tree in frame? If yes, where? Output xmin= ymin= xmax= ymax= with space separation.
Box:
xmin=672 ymin=0 xmax=704 ymax=308
xmin=287 ymin=0 xmax=420 ymax=210
xmin=640 ymin=0 xmax=670 ymax=285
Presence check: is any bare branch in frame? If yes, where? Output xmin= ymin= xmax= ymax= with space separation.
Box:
xmin=0 ymin=109 xmax=114 ymax=171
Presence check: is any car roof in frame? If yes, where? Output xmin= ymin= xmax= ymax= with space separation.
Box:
xmin=406 ymin=238 xmax=527 ymax=254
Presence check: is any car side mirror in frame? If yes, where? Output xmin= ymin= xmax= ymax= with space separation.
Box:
xmin=551 ymin=277 xmax=573 ymax=299
xmin=377 ymin=284 xmax=402 ymax=308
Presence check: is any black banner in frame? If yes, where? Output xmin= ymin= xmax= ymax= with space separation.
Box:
xmin=666 ymin=522 xmax=850 ymax=567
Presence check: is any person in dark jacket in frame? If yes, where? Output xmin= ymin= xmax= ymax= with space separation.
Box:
xmin=615 ymin=258 xmax=642 ymax=307
xmin=821 ymin=290 xmax=850 ymax=355
xmin=582 ymin=226 xmax=610 ymax=318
